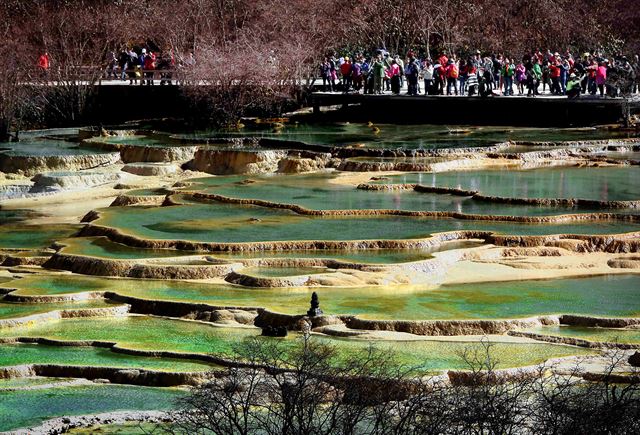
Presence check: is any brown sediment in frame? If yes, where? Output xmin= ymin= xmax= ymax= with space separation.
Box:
xmin=608 ymin=256 xmax=640 ymax=268
xmin=43 ymin=253 xmax=239 ymax=279
xmin=507 ymin=331 xmax=640 ymax=350
xmin=188 ymin=149 xmax=289 ymax=174
xmin=559 ymin=314 xmax=640 ymax=328
xmin=488 ymin=233 xmax=640 ymax=253
xmin=340 ymin=315 xmax=561 ymax=336
xmin=225 ymin=271 xmax=312 ymax=288
xmin=109 ymin=195 xmax=166 ymax=207
xmin=81 ymin=210 xmax=101 ymax=223
xmin=254 ymin=309 xmax=562 ymax=336
xmin=82 ymin=137 xmax=198 ymax=163
xmin=104 ymin=292 xmax=259 ymax=324
xmin=0 ymin=254 xmax=50 ymax=267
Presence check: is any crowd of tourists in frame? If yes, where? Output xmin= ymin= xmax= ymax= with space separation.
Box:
xmin=37 ymin=47 xmax=195 ymax=85
xmin=320 ymin=49 xmax=640 ymax=98
xmin=103 ymin=48 xmax=196 ymax=85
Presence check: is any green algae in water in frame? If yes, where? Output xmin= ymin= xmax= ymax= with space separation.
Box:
xmin=0 ymin=343 xmax=217 ymax=372
xmin=61 ymin=236 xmax=441 ymax=263
xmin=187 ymin=173 xmax=628 ymax=217
xmin=0 ymin=384 xmax=185 ymax=432
xmin=315 ymin=336 xmax=592 ymax=373
xmin=0 ymin=316 xmax=260 ymax=355
xmin=59 ymin=237 xmax=198 ymax=260
xmin=378 ymin=166 xmax=640 ymax=202
xmin=522 ymin=325 xmax=640 ymax=345
xmin=183 ymin=123 xmax=638 ymax=150
xmin=0 ymin=224 xmax=79 ymax=249
xmin=96 ymin=203 xmax=640 ymax=244
xmin=67 ymin=421 xmax=165 ymax=434
xmin=0 ymin=377 xmax=70 ymax=389
xmin=0 ymin=316 xmax=591 ymax=371
xmin=10 ymin=274 xmax=640 ymax=321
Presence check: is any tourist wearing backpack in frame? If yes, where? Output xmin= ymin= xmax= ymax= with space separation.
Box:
xmin=446 ymin=60 xmax=459 ymax=95
xmin=405 ymin=58 xmax=420 ymax=95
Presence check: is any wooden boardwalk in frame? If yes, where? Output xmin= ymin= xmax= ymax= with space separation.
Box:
xmin=311 ymin=92 xmax=640 ymax=127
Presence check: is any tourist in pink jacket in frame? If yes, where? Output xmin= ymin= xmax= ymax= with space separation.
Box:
xmin=596 ymin=62 xmax=607 ymax=97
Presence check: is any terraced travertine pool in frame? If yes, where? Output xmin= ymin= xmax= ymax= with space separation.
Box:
xmin=0 ymin=343 xmax=218 ymax=372
xmin=8 ymin=274 xmax=640 ymax=320
xmin=521 ymin=325 xmax=640 ymax=344
xmin=0 ymin=316 xmax=592 ymax=370
xmin=374 ymin=166 xmax=640 ymax=202
xmin=0 ymin=383 xmax=187 ymax=432
xmin=180 ymin=123 xmax=639 ymax=149
xmin=2 ymin=123 xmax=640 ymax=432
xmin=0 ymin=224 xmax=79 ymax=249
xmin=0 ymin=299 xmax=120 ymax=319
xmin=0 ymin=139 xmax=108 ymax=157
xmin=58 ymin=236 xmax=453 ymax=263
xmin=183 ymin=172 xmax=640 ymax=216
xmin=94 ymin=203 xmax=640 ymax=244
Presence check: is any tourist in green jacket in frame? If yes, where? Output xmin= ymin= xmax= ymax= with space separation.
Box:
xmin=372 ymin=55 xmax=386 ymax=94
xmin=527 ymin=58 xmax=542 ymax=96
xmin=501 ymin=59 xmax=515 ymax=96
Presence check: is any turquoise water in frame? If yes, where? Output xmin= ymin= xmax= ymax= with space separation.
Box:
xmin=60 ymin=237 xmax=198 ymax=259
xmin=96 ymin=202 xmax=640 ymax=244
xmin=183 ymin=124 xmax=638 ymax=150
xmin=0 ymin=139 xmax=107 ymax=157
xmin=0 ymin=343 xmax=217 ymax=372
xmin=522 ymin=325 xmax=640 ymax=344
xmin=0 ymin=316 xmax=591 ymax=371
xmin=60 ymin=236 xmax=442 ymax=262
xmin=10 ymin=274 xmax=640 ymax=321
xmin=187 ymin=173 xmax=628 ymax=216
xmin=0 ymin=384 xmax=186 ymax=432
xmin=92 ymin=135 xmax=175 ymax=147
xmin=0 ymin=316 xmax=261 ymax=355
xmin=377 ymin=167 xmax=640 ymax=202
xmin=0 ymin=224 xmax=79 ymax=249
